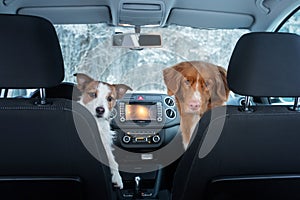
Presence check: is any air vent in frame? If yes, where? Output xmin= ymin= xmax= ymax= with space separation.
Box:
xmin=164 ymin=97 xmax=175 ymax=107
xmin=165 ymin=108 xmax=176 ymax=119
xmin=119 ymin=0 xmax=165 ymax=26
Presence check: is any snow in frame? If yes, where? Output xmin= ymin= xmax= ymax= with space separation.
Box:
xmin=54 ymin=23 xmax=248 ymax=93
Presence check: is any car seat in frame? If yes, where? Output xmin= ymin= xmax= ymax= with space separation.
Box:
xmin=0 ymin=14 xmax=115 ymax=200
xmin=171 ymin=32 xmax=300 ymax=200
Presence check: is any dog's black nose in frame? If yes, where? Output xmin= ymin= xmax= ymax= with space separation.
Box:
xmin=96 ymin=106 xmax=105 ymax=117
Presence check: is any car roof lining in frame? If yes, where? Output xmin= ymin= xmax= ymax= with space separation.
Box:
xmin=0 ymin=0 xmax=299 ymax=30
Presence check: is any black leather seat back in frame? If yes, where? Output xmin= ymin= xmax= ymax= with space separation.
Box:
xmin=171 ymin=32 xmax=300 ymax=200
xmin=0 ymin=14 xmax=114 ymax=200
xmin=0 ymin=99 xmax=113 ymax=199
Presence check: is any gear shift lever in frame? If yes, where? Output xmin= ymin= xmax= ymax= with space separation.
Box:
xmin=134 ymin=176 xmax=141 ymax=198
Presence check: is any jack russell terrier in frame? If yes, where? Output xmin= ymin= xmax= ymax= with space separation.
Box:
xmin=75 ymin=73 xmax=132 ymax=189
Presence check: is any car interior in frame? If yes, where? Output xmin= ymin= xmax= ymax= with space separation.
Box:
xmin=0 ymin=0 xmax=299 ymax=200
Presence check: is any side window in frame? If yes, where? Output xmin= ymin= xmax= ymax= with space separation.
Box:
xmin=270 ymin=8 xmax=300 ymax=105
xmin=278 ymin=8 xmax=300 ymax=34
xmin=0 ymin=89 xmax=34 ymax=98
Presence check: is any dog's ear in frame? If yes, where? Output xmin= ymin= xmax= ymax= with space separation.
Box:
xmin=74 ymin=73 xmax=94 ymax=92
xmin=208 ymin=66 xmax=230 ymax=105
xmin=114 ymin=84 xmax=132 ymax=99
xmin=163 ymin=66 xmax=183 ymax=96
xmin=217 ymin=66 xmax=230 ymax=102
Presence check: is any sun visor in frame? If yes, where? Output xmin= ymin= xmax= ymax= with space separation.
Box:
xmin=18 ymin=6 xmax=111 ymax=24
xmin=167 ymin=9 xmax=254 ymax=29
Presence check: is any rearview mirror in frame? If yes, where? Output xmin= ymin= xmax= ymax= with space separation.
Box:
xmin=112 ymin=33 xmax=162 ymax=48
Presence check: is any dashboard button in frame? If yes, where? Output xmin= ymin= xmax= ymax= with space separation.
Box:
xmin=120 ymin=117 xmax=126 ymax=122
xmin=122 ymin=135 xmax=131 ymax=143
xmin=152 ymin=135 xmax=160 ymax=143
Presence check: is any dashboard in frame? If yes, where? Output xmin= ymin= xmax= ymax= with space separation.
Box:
xmin=111 ymin=93 xmax=180 ymax=151
xmin=110 ymin=92 xmax=257 ymax=152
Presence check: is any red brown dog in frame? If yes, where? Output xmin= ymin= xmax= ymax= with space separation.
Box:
xmin=163 ymin=61 xmax=229 ymax=150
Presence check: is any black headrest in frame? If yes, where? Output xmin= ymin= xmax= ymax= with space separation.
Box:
xmin=227 ymin=32 xmax=300 ymax=97
xmin=31 ymin=82 xmax=81 ymax=101
xmin=0 ymin=14 xmax=64 ymax=89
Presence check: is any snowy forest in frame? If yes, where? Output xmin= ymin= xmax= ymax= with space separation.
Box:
xmin=54 ymin=10 xmax=299 ymax=93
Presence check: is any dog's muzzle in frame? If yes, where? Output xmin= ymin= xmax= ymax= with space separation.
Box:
xmin=96 ymin=106 xmax=105 ymax=118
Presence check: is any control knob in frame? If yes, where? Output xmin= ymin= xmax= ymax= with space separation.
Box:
xmin=123 ymin=135 xmax=131 ymax=143
xmin=152 ymin=135 xmax=160 ymax=143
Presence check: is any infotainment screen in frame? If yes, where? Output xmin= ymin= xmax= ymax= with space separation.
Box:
xmin=125 ymin=103 xmax=157 ymax=121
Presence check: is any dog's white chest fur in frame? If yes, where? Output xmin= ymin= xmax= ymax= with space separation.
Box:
xmin=97 ymin=119 xmax=115 ymax=147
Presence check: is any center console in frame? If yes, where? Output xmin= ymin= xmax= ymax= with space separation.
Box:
xmin=111 ymin=93 xmax=179 ymax=150
xmin=110 ymin=93 xmax=181 ymax=199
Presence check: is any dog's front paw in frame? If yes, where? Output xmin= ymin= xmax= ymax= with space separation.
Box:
xmin=112 ymin=171 xmax=123 ymax=189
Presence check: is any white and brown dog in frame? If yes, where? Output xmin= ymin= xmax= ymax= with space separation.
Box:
xmin=163 ymin=61 xmax=229 ymax=150
xmin=75 ymin=73 xmax=132 ymax=189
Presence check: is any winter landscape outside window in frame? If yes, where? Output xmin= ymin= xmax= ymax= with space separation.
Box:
xmin=54 ymin=24 xmax=248 ymax=93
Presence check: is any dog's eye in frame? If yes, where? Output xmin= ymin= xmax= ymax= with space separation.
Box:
xmin=88 ymin=92 xmax=97 ymax=98
xmin=184 ymin=79 xmax=191 ymax=86
xmin=107 ymin=96 xmax=114 ymax=102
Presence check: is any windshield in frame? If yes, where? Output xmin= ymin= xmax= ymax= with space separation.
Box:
xmin=55 ymin=24 xmax=248 ymax=93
